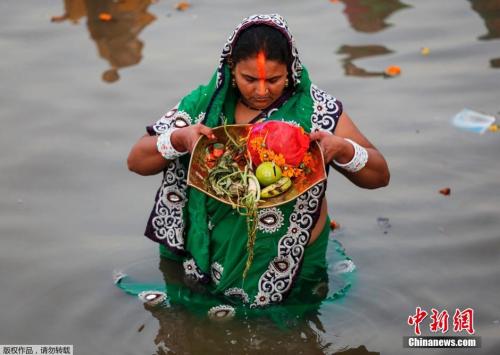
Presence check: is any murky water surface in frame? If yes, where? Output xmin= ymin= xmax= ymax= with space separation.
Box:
xmin=1 ymin=0 xmax=499 ymax=354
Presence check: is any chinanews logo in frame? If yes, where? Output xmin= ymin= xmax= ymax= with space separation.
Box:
xmin=404 ymin=307 xmax=481 ymax=349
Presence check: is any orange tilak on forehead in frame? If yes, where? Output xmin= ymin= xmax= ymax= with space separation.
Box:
xmin=257 ymin=51 xmax=266 ymax=92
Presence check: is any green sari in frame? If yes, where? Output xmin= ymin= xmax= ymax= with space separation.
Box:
xmin=123 ymin=14 xmax=353 ymax=318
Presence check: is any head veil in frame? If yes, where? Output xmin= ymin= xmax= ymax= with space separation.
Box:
xmin=200 ymin=14 xmax=304 ymax=129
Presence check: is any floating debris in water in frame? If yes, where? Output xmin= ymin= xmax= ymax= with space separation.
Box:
xmin=421 ymin=47 xmax=430 ymax=56
xmin=138 ymin=291 xmax=167 ymax=306
xmin=137 ymin=324 xmax=145 ymax=332
xmin=98 ymin=13 xmax=113 ymax=21
xmin=175 ymin=1 xmax=191 ymax=11
xmin=384 ymin=65 xmax=401 ymax=77
xmin=333 ymin=260 xmax=356 ymax=274
xmin=208 ymin=305 xmax=235 ymax=321
xmin=439 ymin=187 xmax=451 ymax=196
xmin=377 ymin=217 xmax=391 ymax=234
xmin=452 ymin=109 xmax=496 ymax=134
xmin=330 ymin=219 xmax=340 ymax=230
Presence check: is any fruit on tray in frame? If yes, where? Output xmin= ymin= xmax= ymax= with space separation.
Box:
xmin=260 ymin=177 xmax=292 ymax=199
xmin=255 ymin=162 xmax=282 ymax=186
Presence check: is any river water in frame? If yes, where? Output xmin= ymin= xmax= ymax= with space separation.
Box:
xmin=1 ymin=0 xmax=499 ymax=354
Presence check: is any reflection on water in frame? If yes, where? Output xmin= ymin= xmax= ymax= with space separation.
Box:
xmin=140 ymin=257 xmax=379 ymax=354
xmin=145 ymin=303 xmax=333 ymax=354
xmin=337 ymin=45 xmax=392 ymax=78
xmin=490 ymin=58 xmax=500 ymax=68
xmin=51 ymin=0 xmax=86 ymax=24
xmin=336 ymin=1 xmax=407 ymax=78
xmin=468 ymin=0 xmax=500 ymax=68
xmin=113 ymin=237 xmax=359 ymax=353
xmin=51 ymin=0 xmax=156 ymax=82
xmin=469 ymin=0 xmax=500 ymax=40
xmin=339 ymin=0 xmax=409 ymax=33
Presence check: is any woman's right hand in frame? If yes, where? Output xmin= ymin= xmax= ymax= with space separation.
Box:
xmin=171 ymin=123 xmax=216 ymax=153
xmin=128 ymin=123 xmax=215 ymax=176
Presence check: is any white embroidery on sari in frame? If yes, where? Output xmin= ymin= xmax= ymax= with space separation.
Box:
xmin=149 ymin=105 xmax=194 ymax=252
xmin=251 ymin=182 xmax=326 ymax=307
xmin=211 ymin=262 xmax=224 ymax=285
xmin=208 ymin=305 xmax=236 ymax=320
xmin=183 ymin=258 xmax=207 ymax=282
xmin=151 ymin=104 xmax=194 ymax=133
xmin=310 ymin=85 xmax=342 ymax=133
xmin=253 ymin=291 xmax=271 ymax=307
xmin=151 ymin=159 xmax=187 ymax=252
xmin=194 ymin=112 xmax=206 ymax=124
xmin=138 ymin=291 xmax=167 ymax=307
xmin=224 ymin=287 xmax=250 ymax=304
xmin=258 ymin=208 xmax=285 ymax=234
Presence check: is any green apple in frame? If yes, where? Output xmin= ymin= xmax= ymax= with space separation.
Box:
xmin=255 ymin=162 xmax=282 ymax=186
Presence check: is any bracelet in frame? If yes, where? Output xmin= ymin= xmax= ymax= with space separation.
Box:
xmin=333 ymin=138 xmax=368 ymax=173
xmin=156 ymin=127 xmax=188 ymax=160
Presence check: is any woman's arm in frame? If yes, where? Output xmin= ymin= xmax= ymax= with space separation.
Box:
xmin=127 ymin=134 xmax=169 ymax=176
xmin=127 ymin=124 xmax=216 ymax=176
xmin=309 ymin=112 xmax=390 ymax=189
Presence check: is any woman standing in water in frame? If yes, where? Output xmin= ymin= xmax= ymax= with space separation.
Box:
xmin=127 ymin=14 xmax=389 ymax=316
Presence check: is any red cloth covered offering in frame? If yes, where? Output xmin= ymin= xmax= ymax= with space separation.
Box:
xmin=247 ymin=121 xmax=310 ymax=167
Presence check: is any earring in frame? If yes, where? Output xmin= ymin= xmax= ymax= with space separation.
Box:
xmin=231 ymin=77 xmax=236 ymax=88
xmin=284 ymin=78 xmax=289 ymax=87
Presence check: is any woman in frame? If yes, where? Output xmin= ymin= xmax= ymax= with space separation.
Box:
xmin=127 ymin=14 xmax=389 ymax=315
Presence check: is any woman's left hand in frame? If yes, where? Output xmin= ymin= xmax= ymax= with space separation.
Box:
xmin=309 ymin=130 xmax=354 ymax=164
xmin=308 ymin=112 xmax=390 ymax=189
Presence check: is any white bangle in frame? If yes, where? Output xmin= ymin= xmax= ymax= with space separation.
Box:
xmin=333 ymin=138 xmax=368 ymax=173
xmin=156 ymin=127 xmax=188 ymax=160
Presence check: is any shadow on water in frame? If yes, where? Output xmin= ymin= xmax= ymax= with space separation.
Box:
xmin=339 ymin=0 xmax=409 ymax=33
xmin=113 ymin=232 xmax=378 ymax=353
xmin=468 ymin=0 xmax=500 ymax=68
xmin=51 ymin=0 xmax=156 ymax=82
xmin=335 ymin=0 xmax=408 ymax=77
xmin=145 ymin=301 xmax=380 ymax=355
xmin=138 ymin=257 xmax=378 ymax=355
xmin=337 ymin=45 xmax=393 ymax=78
